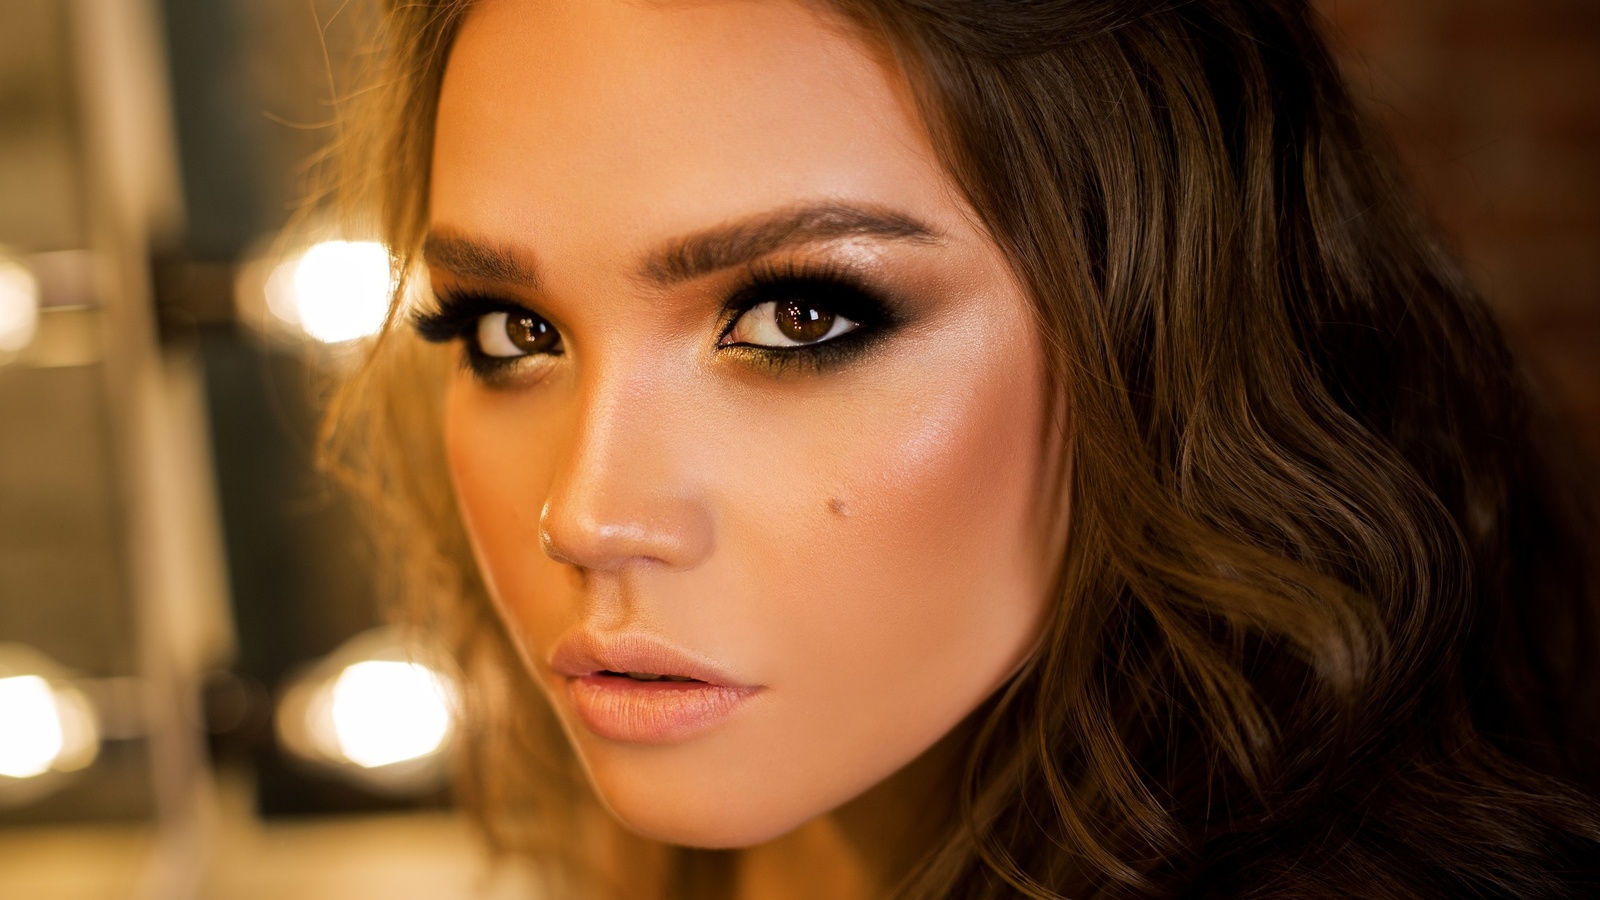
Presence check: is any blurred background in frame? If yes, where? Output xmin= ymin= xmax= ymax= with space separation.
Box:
xmin=0 ymin=0 xmax=1595 ymax=898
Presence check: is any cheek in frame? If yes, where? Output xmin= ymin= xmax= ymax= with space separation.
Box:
xmin=762 ymin=373 xmax=1042 ymax=663
xmin=443 ymin=381 xmax=573 ymax=665
xmin=711 ymin=310 xmax=1053 ymax=800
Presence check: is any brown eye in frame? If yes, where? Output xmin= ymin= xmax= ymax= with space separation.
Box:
xmin=477 ymin=310 xmax=561 ymax=357
xmin=727 ymin=300 xmax=858 ymax=348
xmin=507 ymin=313 xmax=558 ymax=353
xmin=775 ymin=299 xmax=835 ymax=343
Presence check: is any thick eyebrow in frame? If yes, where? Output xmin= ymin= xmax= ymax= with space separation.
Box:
xmin=422 ymin=203 xmax=941 ymax=292
xmin=640 ymin=204 xmax=941 ymax=285
xmin=423 ymin=231 xmax=542 ymax=289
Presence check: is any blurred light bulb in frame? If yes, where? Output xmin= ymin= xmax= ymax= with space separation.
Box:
xmin=0 ymin=257 xmax=40 ymax=355
xmin=0 ymin=676 xmax=64 ymax=778
xmin=266 ymin=240 xmax=393 ymax=343
xmin=273 ymin=629 xmax=458 ymax=794
xmin=328 ymin=660 xmax=453 ymax=768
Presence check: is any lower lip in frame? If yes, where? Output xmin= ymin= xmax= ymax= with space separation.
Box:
xmin=566 ymin=675 xmax=759 ymax=743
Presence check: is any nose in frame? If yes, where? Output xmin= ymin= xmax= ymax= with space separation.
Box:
xmin=538 ymin=368 xmax=715 ymax=573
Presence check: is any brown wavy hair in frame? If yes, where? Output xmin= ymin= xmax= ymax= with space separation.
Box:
xmin=322 ymin=0 xmax=1600 ymax=896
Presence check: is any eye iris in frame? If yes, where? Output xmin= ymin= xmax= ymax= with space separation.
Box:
xmin=507 ymin=314 xmax=557 ymax=353
xmin=775 ymin=299 xmax=834 ymax=343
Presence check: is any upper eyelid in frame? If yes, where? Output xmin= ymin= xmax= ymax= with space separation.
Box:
xmin=429 ymin=280 xmax=542 ymax=314
xmin=725 ymin=266 xmax=893 ymax=313
xmin=432 ymin=285 xmax=550 ymax=320
xmin=412 ymin=283 xmax=553 ymax=341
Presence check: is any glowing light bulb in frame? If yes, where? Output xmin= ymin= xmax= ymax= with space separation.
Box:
xmin=0 ymin=258 xmax=40 ymax=355
xmin=269 ymin=240 xmax=394 ymax=343
xmin=328 ymin=660 xmax=453 ymax=768
xmin=0 ymin=676 xmax=65 ymax=779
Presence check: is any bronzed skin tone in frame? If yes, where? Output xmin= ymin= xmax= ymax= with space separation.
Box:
xmin=428 ymin=0 xmax=1059 ymax=896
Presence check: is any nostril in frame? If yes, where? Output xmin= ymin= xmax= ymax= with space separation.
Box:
xmin=539 ymin=498 xmax=713 ymax=572
xmin=538 ymin=500 xmax=665 ymax=569
xmin=539 ymin=529 xmax=568 ymax=563
xmin=538 ymin=500 xmax=578 ymax=565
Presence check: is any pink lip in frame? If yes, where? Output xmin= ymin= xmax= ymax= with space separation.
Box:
xmin=550 ymin=632 xmax=761 ymax=743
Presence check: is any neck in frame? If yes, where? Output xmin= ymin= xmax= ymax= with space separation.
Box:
xmin=730 ymin=726 xmax=967 ymax=900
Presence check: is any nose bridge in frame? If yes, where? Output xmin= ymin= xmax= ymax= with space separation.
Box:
xmin=539 ymin=356 xmax=713 ymax=573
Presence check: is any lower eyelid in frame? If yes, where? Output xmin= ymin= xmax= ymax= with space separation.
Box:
xmin=461 ymin=350 xmax=561 ymax=387
xmin=723 ymin=322 xmax=891 ymax=375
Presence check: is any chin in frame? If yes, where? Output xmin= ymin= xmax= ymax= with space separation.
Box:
xmin=604 ymin=802 xmax=805 ymax=850
xmin=582 ymin=754 xmax=823 ymax=849
xmin=567 ymin=721 xmax=905 ymax=850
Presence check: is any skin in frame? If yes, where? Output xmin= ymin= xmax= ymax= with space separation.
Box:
xmin=429 ymin=0 xmax=1060 ymax=895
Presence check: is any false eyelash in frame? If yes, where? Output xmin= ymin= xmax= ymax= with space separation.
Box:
xmin=714 ymin=260 xmax=904 ymax=374
xmin=412 ymin=262 xmax=905 ymax=384
xmin=412 ymin=288 xmax=565 ymax=384
xmin=411 ymin=288 xmax=536 ymax=344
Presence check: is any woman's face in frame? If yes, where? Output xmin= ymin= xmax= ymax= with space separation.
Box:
xmin=430 ymin=0 xmax=1057 ymax=847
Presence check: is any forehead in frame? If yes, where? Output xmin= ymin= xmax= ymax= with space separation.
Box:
xmin=430 ymin=0 xmax=955 ymax=261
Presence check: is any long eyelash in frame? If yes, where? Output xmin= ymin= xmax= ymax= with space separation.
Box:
xmin=717 ymin=260 xmax=903 ymax=374
xmin=412 ymin=288 xmax=563 ymax=386
xmin=411 ymin=288 xmax=527 ymax=343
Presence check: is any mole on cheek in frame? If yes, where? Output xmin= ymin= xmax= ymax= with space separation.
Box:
xmin=828 ymin=497 xmax=851 ymax=518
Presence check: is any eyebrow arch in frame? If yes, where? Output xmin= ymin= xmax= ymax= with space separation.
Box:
xmin=422 ymin=203 xmax=942 ymax=292
xmin=641 ymin=203 xmax=941 ymax=286
xmin=423 ymin=230 xmax=542 ymax=289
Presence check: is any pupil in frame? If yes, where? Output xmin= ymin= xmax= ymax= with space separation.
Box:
xmin=507 ymin=314 xmax=556 ymax=353
xmin=775 ymin=300 xmax=834 ymax=343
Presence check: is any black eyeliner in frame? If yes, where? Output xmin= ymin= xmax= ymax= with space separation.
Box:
xmin=716 ymin=260 xmax=904 ymax=374
xmin=418 ymin=262 xmax=905 ymax=385
xmin=413 ymin=288 xmax=565 ymax=384
xmin=411 ymin=288 xmax=535 ymax=343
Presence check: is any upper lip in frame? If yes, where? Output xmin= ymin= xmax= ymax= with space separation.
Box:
xmin=549 ymin=630 xmax=752 ymax=688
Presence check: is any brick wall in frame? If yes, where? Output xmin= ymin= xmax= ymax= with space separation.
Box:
xmin=1317 ymin=0 xmax=1600 ymax=458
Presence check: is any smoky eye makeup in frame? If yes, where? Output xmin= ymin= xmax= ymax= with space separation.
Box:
xmin=714 ymin=260 xmax=906 ymax=375
xmin=412 ymin=288 xmax=565 ymax=382
xmin=411 ymin=260 xmax=909 ymax=384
